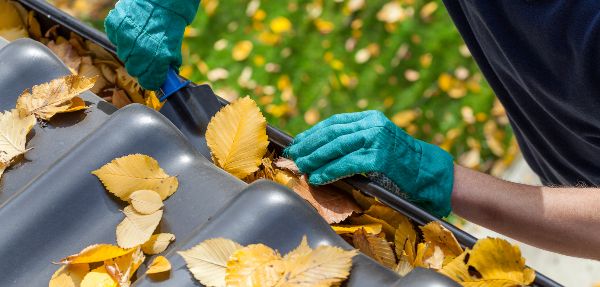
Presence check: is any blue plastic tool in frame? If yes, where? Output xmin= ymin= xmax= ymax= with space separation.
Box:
xmin=158 ymin=67 xmax=191 ymax=101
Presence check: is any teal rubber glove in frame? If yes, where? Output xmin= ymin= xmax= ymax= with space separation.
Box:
xmin=104 ymin=0 xmax=199 ymax=90
xmin=284 ymin=111 xmax=454 ymax=218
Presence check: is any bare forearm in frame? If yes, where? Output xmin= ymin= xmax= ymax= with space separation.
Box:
xmin=451 ymin=165 xmax=600 ymax=260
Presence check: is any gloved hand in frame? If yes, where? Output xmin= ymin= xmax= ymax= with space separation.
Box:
xmin=285 ymin=111 xmax=454 ymax=218
xmin=104 ymin=0 xmax=199 ymax=90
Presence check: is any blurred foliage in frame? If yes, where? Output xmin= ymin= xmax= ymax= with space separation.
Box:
xmin=49 ymin=0 xmax=517 ymax=175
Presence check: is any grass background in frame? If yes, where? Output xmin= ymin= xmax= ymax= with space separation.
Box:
xmin=51 ymin=0 xmax=517 ymax=175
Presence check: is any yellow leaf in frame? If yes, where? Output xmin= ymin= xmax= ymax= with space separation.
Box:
xmin=104 ymin=247 xmax=145 ymax=285
xmin=225 ymin=244 xmax=285 ymax=287
xmin=59 ymin=244 xmax=134 ymax=264
xmin=146 ymin=256 xmax=171 ymax=274
xmin=365 ymin=205 xmax=411 ymax=231
xmin=205 ymin=97 xmax=268 ymax=179
xmin=394 ymin=254 xmax=413 ymax=277
xmin=110 ymin=89 xmax=132 ymax=109
xmin=129 ymin=189 xmax=164 ymax=215
xmin=78 ymin=59 xmax=107 ymax=94
xmin=92 ymin=154 xmax=179 ymax=201
xmin=16 ymin=74 xmax=96 ymax=120
xmin=49 ymin=263 xmax=89 ymax=287
xmin=178 ymin=238 xmax=243 ymax=287
xmin=420 ymin=221 xmax=463 ymax=259
xmin=141 ymin=233 xmax=175 ymax=255
xmin=349 ymin=214 xmax=395 ymax=241
xmin=423 ymin=245 xmax=444 ymax=270
xmin=144 ymin=91 xmax=164 ymax=111
xmin=46 ymin=40 xmax=82 ymax=72
xmin=279 ymin=243 xmax=357 ymax=286
xmin=394 ymin=218 xmax=417 ymax=264
xmin=80 ymin=266 xmax=117 ymax=287
xmin=116 ymin=67 xmax=144 ymax=104
xmin=232 ymin=40 xmax=253 ymax=61
xmin=59 ymin=97 xmax=88 ymax=113
xmin=0 ymin=0 xmax=28 ymax=41
xmin=467 ymin=238 xmax=535 ymax=286
xmin=350 ymin=190 xmax=377 ymax=211
xmin=116 ymin=205 xmax=163 ymax=249
xmin=282 ymin=236 xmax=311 ymax=261
xmin=270 ymin=17 xmax=292 ymax=34
xmin=331 ymin=223 xmax=382 ymax=235
xmin=352 ymin=228 xmax=396 ymax=269
xmin=439 ymin=251 xmax=471 ymax=283
xmin=0 ymin=109 xmax=35 ymax=174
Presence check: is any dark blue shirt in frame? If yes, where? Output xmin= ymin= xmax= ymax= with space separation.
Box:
xmin=442 ymin=0 xmax=600 ymax=185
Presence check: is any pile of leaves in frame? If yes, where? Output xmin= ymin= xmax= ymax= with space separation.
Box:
xmin=0 ymin=0 xmax=163 ymax=111
xmin=204 ymin=96 xmax=536 ymax=286
xmin=179 ymin=236 xmax=357 ymax=287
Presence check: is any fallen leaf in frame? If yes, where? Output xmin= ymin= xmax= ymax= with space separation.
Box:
xmin=466 ymin=238 xmax=535 ymax=286
xmin=59 ymin=244 xmax=133 ymax=264
xmin=420 ymin=221 xmax=463 ymax=259
xmin=92 ymin=154 xmax=178 ymax=201
xmin=80 ymin=266 xmax=117 ymax=287
xmin=439 ymin=251 xmax=471 ymax=283
xmin=273 ymin=157 xmax=300 ymax=175
xmin=225 ymin=244 xmax=285 ymax=287
xmin=141 ymin=233 xmax=175 ymax=255
xmin=331 ymin=223 xmax=382 ymax=235
xmin=16 ymin=74 xmax=96 ymax=120
xmin=282 ymin=236 xmax=311 ymax=261
xmin=129 ymin=189 xmax=163 ymax=215
xmin=393 ymin=215 xmax=417 ymax=264
xmin=352 ymin=228 xmax=396 ymax=268
xmin=206 ymin=96 xmax=269 ymax=179
xmin=116 ymin=205 xmax=163 ymax=249
xmin=0 ymin=0 xmax=28 ymax=41
xmin=116 ymin=67 xmax=144 ymax=104
xmin=178 ymin=238 xmax=243 ymax=287
xmin=59 ymin=96 xmax=88 ymax=113
xmin=349 ymin=214 xmax=395 ymax=241
xmin=105 ymin=247 xmax=145 ymax=286
xmin=365 ymin=205 xmax=411 ymax=232
xmin=286 ymin=175 xmax=360 ymax=224
xmin=279 ymin=243 xmax=357 ymax=286
xmin=79 ymin=57 xmax=107 ymax=94
xmin=146 ymin=256 xmax=171 ymax=274
xmin=110 ymin=89 xmax=132 ymax=109
xmin=0 ymin=109 xmax=36 ymax=177
xmin=351 ymin=189 xmax=377 ymax=210
xmin=144 ymin=91 xmax=164 ymax=111
xmin=423 ymin=245 xmax=444 ymax=270
xmin=394 ymin=254 xmax=413 ymax=277
xmin=49 ymin=264 xmax=89 ymax=287
xmin=46 ymin=40 xmax=81 ymax=72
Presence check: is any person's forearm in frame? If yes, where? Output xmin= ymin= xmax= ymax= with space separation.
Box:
xmin=451 ymin=165 xmax=600 ymax=260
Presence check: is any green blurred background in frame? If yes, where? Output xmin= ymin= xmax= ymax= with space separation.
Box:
xmin=51 ymin=0 xmax=517 ymax=175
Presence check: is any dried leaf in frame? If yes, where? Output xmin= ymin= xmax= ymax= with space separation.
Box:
xmin=129 ymin=189 xmax=163 ymax=215
xmin=351 ymin=189 xmax=377 ymax=210
xmin=92 ymin=154 xmax=178 ymax=201
xmin=104 ymin=247 xmax=145 ymax=286
xmin=59 ymin=97 xmax=88 ymax=113
xmin=16 ymin=74 xmax=95 ymax=120
xmin=116 ymin=67 xmax=144 ymax=104
xmin=225 ymin=244 xmax=285 ymax=287
xmin=393 ymin=216 xmax=417 ymax=264
xmin=116 ymin=205 xmax=163 ymax=248
xmin=279 ymin=244 xmax=357 ymax=286
xmin=286 ymin=175 xmax=360 ymax=224
xmin=394 ymin=254 xmax=414 ymax=277
xmin=439 ymin=251 xmax=471 ymax=283
xmin=79 ymin=57 xmax=107 ymax=94
xmin=0 ymin=0 xmax=28 ymax=41
xmin=0 ymin=109 xmax=35 ymax=176
xmin=365 ymin=205 xmax=411 ymax=232
xmin=110 ymin=89 xmax=132 ymax=109
xmin=206 ymin=97 xmax=269 ymax=179
xmin=420 ymin=221 xmax=463 ymax=259
xmin=59 ymin=244 xmax=133 ymax=264
xmin=80 ymin=266 xmax=117 ymax=287
xmin=146 ymin=256 xmax=171 ymax=274
xmin=349 ymin=214 xmax=395 ymax=241
xmin=141 ymin=233 xmax=176 ymax=255
xmin=331 ymin=223 xmax=382 ymax=235
xmin=352 ymin=228 xmax=396 ymax=268
xmin=49 ymin=264 xmax=89 ymax=287
xmin=282 ymin=236 xmax=311 ymax=261
xmin=144 ymin=91 xmax=164 ymax=111
xmin=423 ymin=245 xmax=444 ymax=270
xmin=178 ymin=238 xmax=243 ymax=287
xmin=46 ymin=40 xmax=81 ymax=72
xmin=466 ymin=238 xmax=535 ymax=286
xmin=273 ymin=157 xmax=300 ymax=175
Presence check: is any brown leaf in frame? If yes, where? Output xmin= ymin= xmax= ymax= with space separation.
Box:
xmin=420 ymin=221 xmax=463 ymax=259
xmin=287 ymin=175 xmax=360 ymax=224
xmin=47 ymin=40 xmax=82 ymax=72
xmin=352 ymin=228 xmax=396 ymax=269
